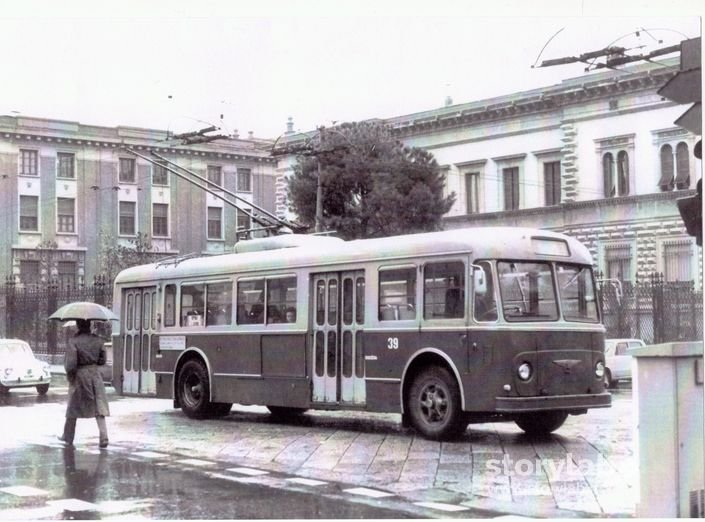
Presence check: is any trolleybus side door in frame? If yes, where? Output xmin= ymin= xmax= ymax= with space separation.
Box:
xmin=311 ymin=271 xmax=365 ymax=405
xmin=121 ymin=286 xmax=157 ymax=395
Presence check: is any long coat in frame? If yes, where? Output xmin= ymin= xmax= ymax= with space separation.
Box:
xmin=64 ymin=332 xmax=110 ymax=418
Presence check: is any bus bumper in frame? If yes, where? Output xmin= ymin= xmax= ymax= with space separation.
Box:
xmin=495 ymin=392 xmax=611 ymax=412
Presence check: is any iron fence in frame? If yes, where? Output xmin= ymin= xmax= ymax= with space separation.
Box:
xmin=1 ymin=276 xmax=112 ymax=363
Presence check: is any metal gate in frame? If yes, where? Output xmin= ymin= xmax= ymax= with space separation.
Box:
xmin=121 ymin=287 xmax=157 ymax=394
xmin=311 ymin=271 xmax=365 ymax=405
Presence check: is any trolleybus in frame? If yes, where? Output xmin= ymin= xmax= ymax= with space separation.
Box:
xmin=112 ymin=227 xmax=610 ymax=440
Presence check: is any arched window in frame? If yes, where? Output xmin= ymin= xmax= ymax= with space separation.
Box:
xmin=617 ymin=150 xmax=630 ymax=196
xmin=675 ymin=142 xmax=690 ymax=189
xmin=603 ymin=152 xmax=615 ymax=197
xmin=659 ymin=144 xmax=674 ymax=191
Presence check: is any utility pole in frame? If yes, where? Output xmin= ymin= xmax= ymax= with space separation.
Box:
xmin=315 ymin=126 xmax=325 ymax=233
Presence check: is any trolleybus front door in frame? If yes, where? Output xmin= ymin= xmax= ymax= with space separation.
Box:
xmin=121 ymin=287 xmax=157 ymax=395
xmin=312 ymin=271 xmax=365 ymax=405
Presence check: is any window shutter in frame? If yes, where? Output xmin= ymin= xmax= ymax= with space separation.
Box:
xmin=675 ymin=142 xmax=690 ymax=189
xmin=659 ymin=145 xmax=674 ymax=190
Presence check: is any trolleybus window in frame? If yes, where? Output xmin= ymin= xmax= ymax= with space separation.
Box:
xmin=164 ymin=284 xmax=176 ymax=327
xmin=473 ymin=261 xmax=497 ymax=322
xmin=423 ymin=261 xmax=465 ymax=319
xmin=497 ymin=261 xmax=558 ymax=321
xmin=266 ymin=276 xmax=297 ymax=324
xmin=206 ymin=282 xmax=233 ymax=326
xmin=181 ymin=284 xmax=205 ymax=326
xmin=237 ymin=279 xmax=264 ymax=324
xmin=556 ymin=264 xmax=598 ymax=322
xmin=379 ymin=267 xmax=416 ymax=321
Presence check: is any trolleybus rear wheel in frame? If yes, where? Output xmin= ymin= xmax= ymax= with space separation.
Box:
xmin=177 ymin=359 xmax=215 ymax=419
xmin=515 ymin=411 xmax=568 ymax=436
xmin=407 ymin=365 xmax=466 ymax=440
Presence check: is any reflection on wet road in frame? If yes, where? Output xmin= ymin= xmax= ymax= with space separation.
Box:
xmin=0 ymin=443 xmax=411 ymax=519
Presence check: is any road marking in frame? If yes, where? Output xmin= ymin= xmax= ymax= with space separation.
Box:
xmin=286 ymin=478 xmax=328 ymax=486
xmin=133 ymin=451 xmax=169 ymax=459
xmin=0 ymin=486 xmax=49 ymax=497
xmin=343 ymin=487 xmax=393 ymax=498
xmin=47 ymin=498 xmax=100 ymax=511
xmin=414 ymin=501 xmax=469 ymax=512
xmin=175 ymin=458 xmax=216 ymax=467
xmin=226 ymin=467 xmax=269 ymax=476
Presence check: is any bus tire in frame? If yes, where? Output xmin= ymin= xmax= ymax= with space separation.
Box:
xmin=267 ymin=406 xmax=307 ymax=418
xmin=407 ymin=365 xmax=466 ymax=441
xmin=36 ymin=383 xmax=50 ymax=395
xmin=515 ymin=411 xmax=568 ymax=436
xmin=177 ymin=359 xmax=213 ymax=419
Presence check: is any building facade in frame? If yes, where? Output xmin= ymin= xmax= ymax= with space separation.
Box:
xmin=0 ymin=116 xmax=277 ymax=286
xmin=276 ymin=59 xmax=701 ymax=287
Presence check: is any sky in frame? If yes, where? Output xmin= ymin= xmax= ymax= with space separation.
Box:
xmin=0 ymin=0 xmax=702 ymax=140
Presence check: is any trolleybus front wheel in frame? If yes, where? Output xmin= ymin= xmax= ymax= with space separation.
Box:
xmin=177 ymin=359 xmax=217 ymax=419
xmin=515 ymin=410 xmax=568 ymax=436
xmin=407 ymin=366 xmax=466 ymax=440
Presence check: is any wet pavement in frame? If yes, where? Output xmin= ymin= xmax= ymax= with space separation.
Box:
xmin=0 ymin=379 xmax=637 ymax=519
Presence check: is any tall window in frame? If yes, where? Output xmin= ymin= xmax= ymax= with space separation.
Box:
xmin=675 ymin=142 xmax=690 ymax=189
xmin=617 ymin=151 xmax=630 ymax=196
xmin=57 ymin=261 xmax=76 ymax=288
xmin=20 ymin=149 xmax=38 ymax=176
xmin=503 ymin=167 xmax=519 ymax=210
xmin=465 ymin=172 xmax=479 ymax=214
xmin=153 ymin=203 xmax=169 ymax=237
xmin=604 ymin=151 xmax=630 ymax=197
xmin=604 ymin=244 xmax=632 ymax=283
xmin=544 ymin=161 xmax=561 ymax=206
xmin=119 ymin=201 xmax=136 ymax=235
xmin=237 ymin=168 xmax=251 ymax=192
xmin=207 ymin=206 xmax=222 ymax=239
xmin=153 ymin=161 xmax=169 ymax=186
xmin=57 ymin=153 xmax=75 ymax=179
xmin=207 ymin=165 xmax=222 ymax=187
xmin=659 ymin=144 xmax=675 ymax=191
xmin=19 ymin=195 xmax=39 ymax=231
xmin=663 ymin=240 xmax=692 ymax=282
xmin=119 ymin=158 xmax=136 ymax=183
xmin=57 ymin=198 xmax=75 ymax=233
xmin=20 ymin=260 xmax=40 ymax=285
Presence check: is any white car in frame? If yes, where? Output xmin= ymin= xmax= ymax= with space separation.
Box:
xmin=604 ymin=338 xmax=646 ymax=388
xmin=0 ymin=339 xmax=52 ymax=395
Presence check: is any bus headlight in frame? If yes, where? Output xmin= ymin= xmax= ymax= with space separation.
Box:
xmin=595 ymin=361 xmax=605 ymax=378
xmin=517 ymin=362 xmax=532 ymax=381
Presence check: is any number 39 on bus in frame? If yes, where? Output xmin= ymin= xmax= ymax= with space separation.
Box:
xmin=112 ymin=227 xmax=610 ymax=440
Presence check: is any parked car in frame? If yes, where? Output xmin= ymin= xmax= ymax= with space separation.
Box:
xmin=0 ymin=339 xmax=52 ymax=395
xmin=604 ymin=338 xmax=646 ymax=388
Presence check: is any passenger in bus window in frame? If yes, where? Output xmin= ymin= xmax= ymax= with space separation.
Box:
xmin=285 ymin=307 xmax=296 ymax=323
xmin=445 ymin=276 xmax=464 ymax=318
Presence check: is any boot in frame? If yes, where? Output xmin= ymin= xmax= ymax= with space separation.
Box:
xmin=59 ymin=418 xmax=76 ymax=446
xmin=96 ymin=416 xmax=109 ymax=448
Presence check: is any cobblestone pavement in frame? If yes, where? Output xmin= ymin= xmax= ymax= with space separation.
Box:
xmin=1 ymin=377 xmax=636 ymax=519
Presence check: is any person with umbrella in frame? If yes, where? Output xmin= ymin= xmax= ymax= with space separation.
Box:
xmin=50 ymin=302 xmax=116 ymax=448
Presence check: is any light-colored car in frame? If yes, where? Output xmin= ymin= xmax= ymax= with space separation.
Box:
xmin=604 ymin=338 xmax=646 ymax=388
xmin=0 ymin=339 xmax=52 ymax=395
